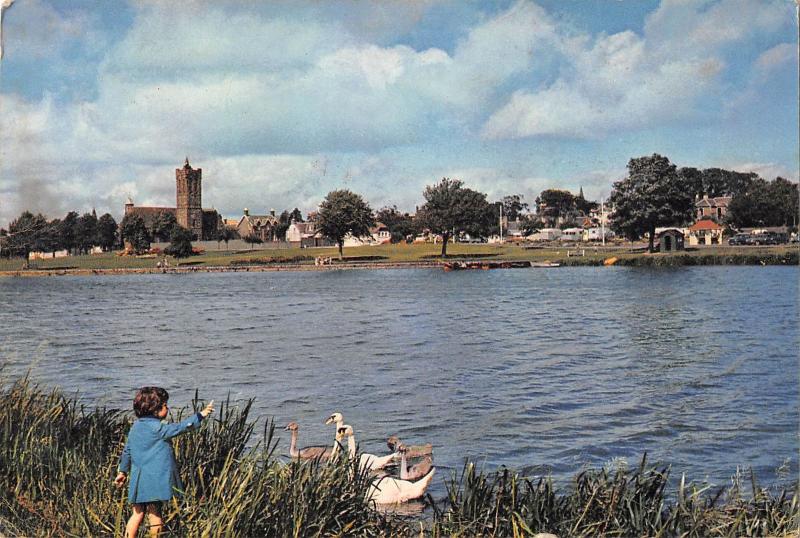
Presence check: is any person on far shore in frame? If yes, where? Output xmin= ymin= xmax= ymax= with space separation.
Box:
xmin=114 ymin=387 xmax=214 ymax=538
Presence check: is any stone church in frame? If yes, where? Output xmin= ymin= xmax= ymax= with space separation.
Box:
xmin=124 ymin=158 xmax=221 ymax=240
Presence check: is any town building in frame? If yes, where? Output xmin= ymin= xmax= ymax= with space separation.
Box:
xmin=236 ymin=209 xmax=279 ymax=242
xmin=695 ymin=194 xmax=731 ymax=221
xmin=124 ymin=158 xmax=221 ymax=240
xmin=688 ymin=219 xmax=724 ymax=245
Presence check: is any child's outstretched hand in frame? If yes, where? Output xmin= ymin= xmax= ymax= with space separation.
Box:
xmin=114 ymin=472 xmax=126 ymax=487
xmin=200 ymin=400 xmax=215 ymax=418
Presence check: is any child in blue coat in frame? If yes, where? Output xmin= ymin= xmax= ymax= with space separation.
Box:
xmin=115 ymin=387 xmax=213 ymax=538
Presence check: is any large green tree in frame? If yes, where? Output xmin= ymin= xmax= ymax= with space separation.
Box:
xmin=75 ymin=212 xmax=98 ymax=254
xmin=317 ymin=190 xmax=375 ymax=259
xmin=58 ymin=211 xmax=79 ymax=255
xmin=417 ymin=178 xmax=492 ymax=257
xmin=152 ymin=212 xmax=178 ymax=243
xmin=727 ymin=177 xmax=799 ymax=228
xmin=535 ymin=189 xmax=576 ymax=226
xmin=5 ymin=211 xmax=50 ymax=259
xmin=96 ymin=213 xmax=118 ymax=251
xmin=119 ymin=214 xmax=151 ymax=254
xmin=164 ymin=225 xmax=194 ymax=258
xmin=375 ymin=205 xmax=417 ymax=243
xmin=609 ymin=154 xmax=694 ymax=252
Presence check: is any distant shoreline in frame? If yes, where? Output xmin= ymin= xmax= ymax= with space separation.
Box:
xmin=1 ymin=249 xmax=796 ymax=277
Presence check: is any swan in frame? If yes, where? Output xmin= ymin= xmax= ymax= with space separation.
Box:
xmin=284 ymin=421 xmax=334 ymax=460
xmin=386 ymin=435 xmax=433 ymax=458
xmin=400 ymin=453 xmax=434 ymax=481
xmin=341 ymin=425 xmax=399 ymax=471
xmin=366 ymin=443 xmax=436 ymax=504
xmin=324 ymin=412 xmax=344 ymax=429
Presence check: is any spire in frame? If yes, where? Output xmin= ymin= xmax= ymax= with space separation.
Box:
xmin=184 ymin=156 xmax=191 ymax=169
xmin=578 ymin=186 xmax=584 ymax=199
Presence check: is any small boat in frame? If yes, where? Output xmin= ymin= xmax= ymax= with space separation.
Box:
xmin=531 ymin=262 xmax=560 ymax=268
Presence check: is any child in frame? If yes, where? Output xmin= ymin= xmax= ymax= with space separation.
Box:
xmin=114 ymin=387 xmax=214 ymax=538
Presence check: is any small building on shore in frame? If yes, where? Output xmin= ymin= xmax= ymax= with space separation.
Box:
xmin=656 ymin=229 xmax=685 ymax=252
xmin=688 ymin=219 xmax=724 ymax=245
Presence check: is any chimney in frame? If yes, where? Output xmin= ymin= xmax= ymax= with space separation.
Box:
xmin=243 ymin=208 xmax=249 ymax=216
xmin=270 ymin=208 xmax=275 ymax=217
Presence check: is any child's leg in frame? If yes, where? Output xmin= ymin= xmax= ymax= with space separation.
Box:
xmin=145 ymin=503 xmax=163 ymax=537
xmin=125 ymin=504 xmax=145 ymax=538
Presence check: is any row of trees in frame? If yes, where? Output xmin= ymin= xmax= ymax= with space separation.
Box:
xmin=1 ymin=211 xmax=118 ymax=259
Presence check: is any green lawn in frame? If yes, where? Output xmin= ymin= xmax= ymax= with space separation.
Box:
xmin=0 ymin=243 xmax=796 ymax=272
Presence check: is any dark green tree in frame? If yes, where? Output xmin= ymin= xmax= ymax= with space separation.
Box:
xmin=519 ymin=214 xmax=541 ymax=236
xmin=96 ymin=213 xmax=118 ymax=251
xmin=214 ymin=227 xmax=236 ymax=250
xmin=5 ymin=211 xmax=50 ymax=259
xmin=727 ymin=177 xmax=798 ymax=228
xmin=609 ymin=154 xmax=694 ymax=252
xmin=770 ymin=177 xmax=799 ymax=228
xmin=164 ymin=226 xmax=194 ymax=258
xmin=417 ymin=178 xmax=492 ymax=257
xmin=119 ymin=214 xmax=151 ymax=254
xmin=317 ymin=190 xmax=375 ymax=259
xmin=58 ymin=211 xmax=79 ymax=255
xmin=500 ymin=194 xmax=529 ymax=221
xmin=75 ymin=212 xmax=98 ymax=254
xmin=375 ymin=205 xmax=417 ymax=243
xmin=289 ymin=208 xmax=304 ymax=223
xmin=152 ymin=211 xmax=178 ymax=243
xmin=535 ymin=189 xmax=576 ymax=226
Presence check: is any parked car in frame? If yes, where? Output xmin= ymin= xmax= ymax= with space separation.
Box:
xmin=728 ymin=234 xmax=750 ymax=246
xmin=749 ymin=233 xmax=784 ymax=245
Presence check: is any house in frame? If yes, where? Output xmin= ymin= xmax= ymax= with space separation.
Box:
xmin=688 ymin=219 xmax=724 ymax=245
xmin=370 ymin=222 xmax=391 ymax=244
xmin=530 ymin=228 xmax=561 ymax=241
xmin=695 ymin=194 xmax=731 ymax=221
xmin=561 ymin=228 xmax=583 ymax=242
xmin=583 ymin=227 xmax=613 ymax=242
xmin=237 ymin=209 xmax=279 ymax=242
xmin=656 ymin=229 xmax=685 ymax=252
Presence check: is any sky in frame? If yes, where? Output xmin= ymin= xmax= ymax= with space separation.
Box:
xmin=0 ymin=0 xmax=797 ymax=226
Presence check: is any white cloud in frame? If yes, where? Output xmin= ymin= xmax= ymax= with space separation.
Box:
xmin=725 ymin=162 xmax=799 ymax=182
xmin=482 ymin=0 xmax=790 ymax=141
xmin=755 ymin=43 xmax=796 ymax=73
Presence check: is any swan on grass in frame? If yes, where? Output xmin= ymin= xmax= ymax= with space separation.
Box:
xmin=386 ymin=435 xmax=433 ymax=459
xmin=284 ymin=421 xmax=335 ymax=460
xmin=341 ymin=425 xmax=398 ymax=471
xmin=366 ymin=443 xmax=436 ymax=504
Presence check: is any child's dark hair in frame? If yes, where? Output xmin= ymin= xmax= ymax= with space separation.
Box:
xmin=133 ymin=387 xmax=169 ymax=418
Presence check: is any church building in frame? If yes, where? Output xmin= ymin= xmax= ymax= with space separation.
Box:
xmin=124 ymin=158 xmax=221 ymax=240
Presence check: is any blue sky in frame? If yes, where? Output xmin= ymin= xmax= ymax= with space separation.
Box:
xmin=0 ymin=0 xmax=796 ymax=226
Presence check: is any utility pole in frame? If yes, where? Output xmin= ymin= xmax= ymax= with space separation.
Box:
xmin=499 ymin=203 xmax=503 ymax=243
xmin=601 ymin=198 xmax=606 ymax=247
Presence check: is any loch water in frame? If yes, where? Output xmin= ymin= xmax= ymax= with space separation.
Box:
xmin=1 ymin=266 xmax=797 ymax=497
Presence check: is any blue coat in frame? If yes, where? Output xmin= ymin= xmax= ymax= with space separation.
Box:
xmin=118 ymin=413 xmax=203 ymax=504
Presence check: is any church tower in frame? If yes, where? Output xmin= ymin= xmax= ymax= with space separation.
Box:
xmin=176 ymin=157 xmax=203 ymax=239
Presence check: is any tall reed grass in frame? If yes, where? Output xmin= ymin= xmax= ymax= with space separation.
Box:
xmin=1 ymin=376 xmax=796 ymax=537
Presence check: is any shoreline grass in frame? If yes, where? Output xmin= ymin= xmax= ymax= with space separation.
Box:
xmin=0 ymin=243 xmax=797 ymax=276
xmin=1 ymin=376 xmax=798 ymax=536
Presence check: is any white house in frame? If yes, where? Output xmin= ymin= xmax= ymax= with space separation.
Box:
xmin=561 ymin=228 xmax=583 ymax=242
xmin=530 ymin=228 xmax=562 ymax=241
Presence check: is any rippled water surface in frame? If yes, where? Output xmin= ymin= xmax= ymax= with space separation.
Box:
xmin=1 ymin=266 xmax=797 ymax=496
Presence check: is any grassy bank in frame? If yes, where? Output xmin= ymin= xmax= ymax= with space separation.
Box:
xmin=0 ymin=244 xmax=797 ymax=275
xmin=1 ymin=376 xmax=797 ymax=537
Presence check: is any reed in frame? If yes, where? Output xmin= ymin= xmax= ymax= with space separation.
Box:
xmin=1 ymin=376 xmax=797 ymax=537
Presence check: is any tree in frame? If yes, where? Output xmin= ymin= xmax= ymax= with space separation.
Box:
xmin=519 ymin=214 xmax=541 ymax=236
xmin=535 ymin=189 xmax=576 ymax=226
xmin=75 ymin=212 xmax=98 ymax=254
xmin=58 ymin=211 xmax=79 ymax=255
xmin=609 ymin=154 xmax=694 ymax=252
xmin=317 ymin=190 xmax=375 ymax=259
xmin=289 ymin=208 xmax=304 ymax=223
xmin=119 ymin=214 xmax=151 ymax=254
xmin=375 ymin=205 xmax=417 ymax=243
xmin=5 ymin=211 xmax=50 ymax=259
xmin=214 ymin=227 xmax=236 ymax=250
xmin=96 ymin=213 xmax=118 ymax=251
xmin=500 ymin=194 xmax=529 ymax=221
xmin=727 ymin=177 xmax=799 ymax=228
xmin=164 ymin=226 xmax=194 ymax=258
xmin=152 ymin=212 xmax=178 ymax=243
xmin=417 ymin=178 xmax=492 ymax=257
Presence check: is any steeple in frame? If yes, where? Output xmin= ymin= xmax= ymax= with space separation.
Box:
xmin=184 ymin=156 xmax=191 ymax=169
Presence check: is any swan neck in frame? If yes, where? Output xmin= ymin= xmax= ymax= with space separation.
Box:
xmin=289 ymin=430 xmax=298 ymax=457
xmin=347 ymin=435 xmax=356 ymax=457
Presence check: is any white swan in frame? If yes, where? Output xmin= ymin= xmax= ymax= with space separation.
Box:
xmin=400 ymin=453 xmax=434 ymax=481
xmin=284 ymin=421 xmax=334 ymax=460
xmin=325 ymin=412 xmax=344 ymax=429
xmin=341 ymin=425 xmax=398 ymax=471
xmin=366 ymin=443 xmax=436 ymax=504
